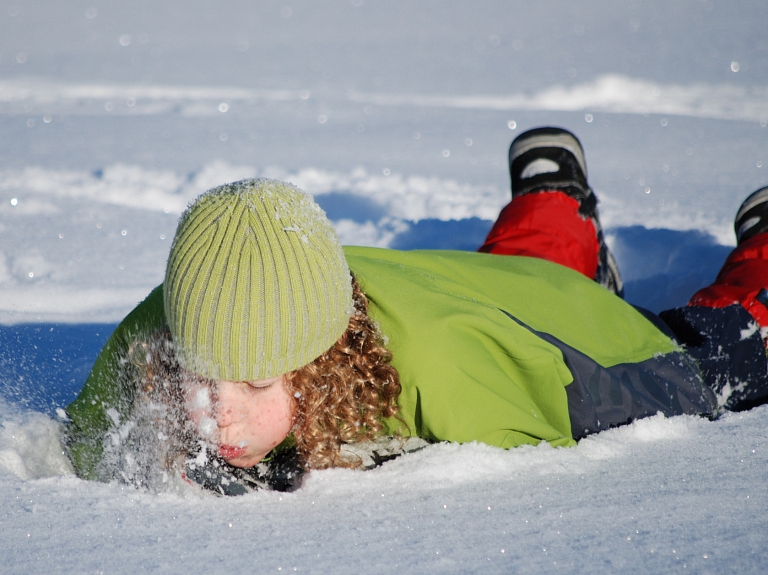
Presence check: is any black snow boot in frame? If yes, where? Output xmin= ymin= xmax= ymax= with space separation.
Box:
xmin=508 ymin=127 xmax=623 ymax=297
xmin=735 ymin=186 xmax=768 ymax=245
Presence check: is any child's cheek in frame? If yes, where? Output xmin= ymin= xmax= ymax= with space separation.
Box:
xmin=263 ymin=394 xmax=294 ymax=441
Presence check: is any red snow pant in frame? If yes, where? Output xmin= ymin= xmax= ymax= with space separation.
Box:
xmin=688 ymin=232 xmax=768 ymax=329
xmin=479 ymin=190 xmax=768 ymax=329
xmin=479 ymin=191 xmax=600 ymax=279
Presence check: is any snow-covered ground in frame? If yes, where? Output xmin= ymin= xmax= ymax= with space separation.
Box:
xmin=1 ymin=1 xmax=767 ymax=573
xmin=4 ymin=401 xmax=768 ymax=574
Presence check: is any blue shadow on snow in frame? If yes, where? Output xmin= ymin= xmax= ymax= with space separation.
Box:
xmin=390 ymin=218 xmax=495 ymax=251
xmin=611 ymin=226 xmax=732 ymax=313
xmin=314 ymin=192 xmax=388 ymax=223
xmin=0 ymin=324 xmax=116 ymax=415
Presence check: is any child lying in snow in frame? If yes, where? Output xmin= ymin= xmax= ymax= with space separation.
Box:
xmin=63 ymin=127 xmax=768 ymax=495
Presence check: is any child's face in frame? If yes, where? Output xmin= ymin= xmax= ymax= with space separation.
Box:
xmin=182 ymin=372 xmax=294 ymax=468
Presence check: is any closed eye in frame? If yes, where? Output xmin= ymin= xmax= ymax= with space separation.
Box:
xmin=245 ymin=376 xmax=282 ymax=390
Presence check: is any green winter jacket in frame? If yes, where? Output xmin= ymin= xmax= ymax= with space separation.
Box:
xmin=65 ymin=247 xmax=716 ymax=479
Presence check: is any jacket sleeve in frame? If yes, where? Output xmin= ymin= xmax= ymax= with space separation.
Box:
xmin=64 ymin=285 xmax=166 ymax=479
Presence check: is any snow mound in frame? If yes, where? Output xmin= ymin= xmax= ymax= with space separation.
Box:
xmin=5 ymin=75 xmax=768 ymax=123
xmin=0 ymin=400 xmax=73 ymax=480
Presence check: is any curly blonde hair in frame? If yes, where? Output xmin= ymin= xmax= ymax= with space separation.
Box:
xmin=287 ymin=279 xmax=402 ymax=469
xmin=131 ymin=278 xmax=402 ymax=471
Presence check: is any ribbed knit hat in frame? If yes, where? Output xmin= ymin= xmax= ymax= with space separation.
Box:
xmin=164 ymin=178 xmax=353 ymax=381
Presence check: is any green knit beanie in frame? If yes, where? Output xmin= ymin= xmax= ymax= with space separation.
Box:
xmin=164 ymin=178 xmax=353 ymax=381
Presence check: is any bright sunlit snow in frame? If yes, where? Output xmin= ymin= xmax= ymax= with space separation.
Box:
xmin=1 ymin=1 xmax=767 ymax=573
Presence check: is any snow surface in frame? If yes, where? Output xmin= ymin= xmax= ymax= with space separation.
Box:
xmin=2 ymin=1 xmax=768 ymax=573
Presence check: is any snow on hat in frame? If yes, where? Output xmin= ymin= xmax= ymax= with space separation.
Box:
xmin=164 ymin=178 xmax=353 ymax=381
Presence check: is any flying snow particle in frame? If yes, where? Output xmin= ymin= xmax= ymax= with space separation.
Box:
xmin=731 ymin=61 xmax=740 ymax=72
xmin=106 ymin=408 xmax=121 ymax=426
xmin=194 ymin=444 xmax=209 ymax=466
xmin=192 ymin=387 xmax=211 ymax=410
xmin=507 ymin=120 xmax=517 ymax=130
xmin=198 ymin=417 xmax=217 ymax=437
xmin=10 ymin=198 xmax=17 ymax=206
xmin=585 ymin=114 xmax=593 ymax=123
xmin=218 ymin=103 xmax=229 ymax=113
xmin=740 ymin=321 xmax=759 ymax=340
xmin=119 ymin=35 xmax=132 ymax=46
xmin=442 ymin=149 xmax=450 ymax=157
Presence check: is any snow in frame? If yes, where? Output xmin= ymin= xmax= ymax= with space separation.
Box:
xmin=741 ymin=321 xmax=760 ymax=341
xmin=2 ymin=1 xmax=768 ymax=573
xmin=3 ymin=400 xmax=768 ymax=573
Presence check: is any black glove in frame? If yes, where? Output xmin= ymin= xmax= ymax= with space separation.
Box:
xmin=183 ymin=444 xmax=305 ymax=496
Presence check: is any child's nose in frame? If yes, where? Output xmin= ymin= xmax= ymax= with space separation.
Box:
xmin=214 ymin=382 xmax=241 ymax=428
